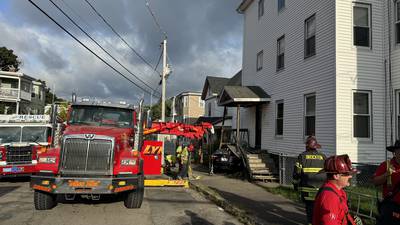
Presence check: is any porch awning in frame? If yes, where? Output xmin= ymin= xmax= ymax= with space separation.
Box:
xmin=218 ymin=86 xmax=270 ymax=107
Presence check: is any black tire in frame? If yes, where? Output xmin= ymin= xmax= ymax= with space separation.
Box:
xmin=124 ymin=174 xmax=144 ymax=209
xmin=34 ymin=190 xmax=57 ymax=210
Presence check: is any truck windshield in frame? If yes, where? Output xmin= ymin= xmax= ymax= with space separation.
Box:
xmin=0 ymin=127 xmax=21 ymax=144
xmin=21 ymin=126 xmax=48 ymax=142
xmin=69 ymin=106 xmax=133 ymax=128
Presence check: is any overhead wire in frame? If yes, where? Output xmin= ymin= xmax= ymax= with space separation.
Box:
xmin=84 ymin=0 xmax=162 ymax=77
xmin=28 ymin=0 xmax=159 ymax=97
xmin=47 ymin=0 xmax=161 ymax=97
xmin=144 ymin=0 xmax=167 ymax=39
xmin=58 ymin=0 xmax=160 ymax=89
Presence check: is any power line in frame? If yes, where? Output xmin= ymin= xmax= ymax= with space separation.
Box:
xmin=144 ymin=0 xmax=167 ymax=39
xmin=84 ymin=0 xmax=161 ymax=76
xmin=28 ymin=0 xmax=159 ymax=97
xmin=48 ymin=0 xmax=161 ymax=96
xmin=59 ymin=0 xmax=159 ymax=87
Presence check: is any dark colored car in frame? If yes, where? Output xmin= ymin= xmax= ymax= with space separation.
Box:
xmin=211 ymin=148 xmax=242 ymax=172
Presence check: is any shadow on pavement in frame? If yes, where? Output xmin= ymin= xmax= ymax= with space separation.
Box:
xmin=0 ymin=176 xmax=30 ymax=183
xmin=183 ymin=210 xmax=214 ymax=225
xmin=57 ymin=193 xmax=125 ymax=205
xmin=209 ymin=187 xmax=306 ymax=225
xmin=0 ymin=186 xmax=20 ymax=198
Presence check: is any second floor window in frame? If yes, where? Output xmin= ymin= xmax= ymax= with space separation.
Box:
xmin=278 ymin=0 xmax=285 ymax=12
xmin=353 ymin=91 xmax=371 ymax=138
xmin=277 ymin=36 xmax=285 ymax=70
xmin=276 ymin=101 xmax=284 ymax=136
xmin=396 ymin=1 xmax=400 ymax=43
xmin=258 ymin=0 xmax=264 ymax=19
xmin=353 ymin=4 xmax=371 ymax=47
xmin=199 ymin=97 xmax=204 ymax=107
xmin=257 ymin=50 xmax=263 ymax=71
xmin=305 ymin=15 xmax=316 ymax=57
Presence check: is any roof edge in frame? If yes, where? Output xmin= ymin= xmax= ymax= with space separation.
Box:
xmin=237 ymin=0 xmax=254 ymax=14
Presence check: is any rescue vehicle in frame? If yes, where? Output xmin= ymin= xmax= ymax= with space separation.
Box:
xmin=0 ymin=114 xmax=54 ymax=177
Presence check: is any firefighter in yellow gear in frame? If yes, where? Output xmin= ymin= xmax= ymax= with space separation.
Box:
xmin=292 ymin=136 xmax=326 ymax=225
xmin=177 ymin=145 xmax=189 ymax=179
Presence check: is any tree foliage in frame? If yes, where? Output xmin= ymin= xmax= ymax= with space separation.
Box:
xmin=0 ymin=47 xmax=21 ymax=71
xmin=149 ymin=99 xmax=172 ymax=121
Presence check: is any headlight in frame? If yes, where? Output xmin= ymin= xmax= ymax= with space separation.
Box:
xmin=121 ymin=159 xmax=137 ymax=166
xmin=38 ymin=157 xmax=56 ymax=164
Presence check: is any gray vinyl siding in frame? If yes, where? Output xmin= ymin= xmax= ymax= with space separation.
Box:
xmin=335 ymin=0 xmax=386 ymax=163
xmin=241 ymin=0 xmax=336 ymax=156
xmin=390 ymin=0 xmax=400 ymax=145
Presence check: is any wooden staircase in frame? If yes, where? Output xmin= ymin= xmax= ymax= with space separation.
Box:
xmin=247 ymin=153 xmax=279 ymax=182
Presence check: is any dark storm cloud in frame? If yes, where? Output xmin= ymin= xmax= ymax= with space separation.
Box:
xmin=1 ymin=0 xmax=243 ymax=103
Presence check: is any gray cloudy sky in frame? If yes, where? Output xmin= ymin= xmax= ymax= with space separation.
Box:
xmin=0 ymin=0 xmax=243 ymax=104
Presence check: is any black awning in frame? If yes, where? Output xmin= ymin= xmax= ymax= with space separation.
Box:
xmin=218 ymin=86 xmax=270 ymax=107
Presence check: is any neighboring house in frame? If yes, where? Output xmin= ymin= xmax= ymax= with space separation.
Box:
xmin=0 ymin=71 xmax=46 ymax=115
xmin=200 ymin=71 xmax=242 ymax=128
xmin=174 ymin=91 xmax=204 ymax=124
xmin=234 ymin=0 xmax=398 ymax=163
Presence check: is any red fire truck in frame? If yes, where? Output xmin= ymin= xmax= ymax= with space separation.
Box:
xmin=31 ymin=100 xmax=213 ymax=210
xmin=0 ymin=115 xmax=54 ymax=177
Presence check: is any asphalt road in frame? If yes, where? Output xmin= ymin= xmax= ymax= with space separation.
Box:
xmin=0 ymin=178 xmax=242 ymax=225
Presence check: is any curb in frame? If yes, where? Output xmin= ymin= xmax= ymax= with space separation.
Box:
xmin=190 ymin=181 xmax=260 ymax=225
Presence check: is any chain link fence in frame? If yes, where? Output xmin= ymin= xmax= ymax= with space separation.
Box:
xmin=268 ymin=152 xmax=381 ymax=222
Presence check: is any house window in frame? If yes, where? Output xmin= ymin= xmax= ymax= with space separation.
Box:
xmin=183 ymin=96 xmax=188 ymax=107
xmin=305 ymin=14 xmax=316 ymax=57
xmin=353 ymin=91 xmax=371 ymax=138
xmin=208 ymin=102 xmax=212 ymax=116
xmin=276 ymin=101 xmax=284 ymax=136
xmin=353 ymin=3 xmax=371 ymax=47
xmin=397 ymin=91 xmax=400 ymax=139
xmin=396 ymin=1 xmax=400 ymax=44
xmin=199 ymin=97 xmax=204 ymax=107
xmin=258 ymin=0 xmax=264 ymax=19
xmin=304 ymin=94 xmax=316 ymax=136
xmin=257 ymin=50 xmax=263 ymax=71
xmin=277 ymin=36 xmax=285 ymax=70
xmin=278 ymin=0 xmax=285 ymax=11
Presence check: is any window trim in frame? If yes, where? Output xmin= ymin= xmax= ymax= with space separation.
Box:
xmin=278 ymin=0 xmax=285 ymax=12
xmin=258 ymin=0 xmax=264 ymax=19
xmin=353 ymin=2 xmax=372 ymax=48
xmin=275 ymin=100 xmax=284 ymax=136
xmin=396 ymin=1 xmax=400 ymax=44
xmin=304 ymin=14 xmax=316 ymax=58
xmin=396 ymin=90 xmax=400 ymax=140
xmin=257 ymin=50 xmax=263 ymax=71
xmin=352 ymin=90 xmax=372 ymax=140
xmin=199 ymin=97 xmax=204 ymax=108
xmin=304 ymin=93 xmax=316 ymax=137
xmin=276 ymin=35 xmax=285 ymax=71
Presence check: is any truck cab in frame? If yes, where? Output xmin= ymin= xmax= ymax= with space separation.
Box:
xmin=0 ymin=115 xmax=53 ymax=177
xmin=31 ymin=101 xmax=144 ymax=210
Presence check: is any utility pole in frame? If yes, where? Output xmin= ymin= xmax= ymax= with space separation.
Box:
xmin=161 ymin=38 xmax=167 ymax=122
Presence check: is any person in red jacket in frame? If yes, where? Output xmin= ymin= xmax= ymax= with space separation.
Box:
xmin=312 ymin=154 xmax=359 ymax=225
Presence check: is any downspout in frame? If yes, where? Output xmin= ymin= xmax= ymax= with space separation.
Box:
xmin=387 ymin=0 xmax=394 ymax=160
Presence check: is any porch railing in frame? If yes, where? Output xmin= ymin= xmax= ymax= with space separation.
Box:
xmin=0 ymin=87 xmax=18 ymax=99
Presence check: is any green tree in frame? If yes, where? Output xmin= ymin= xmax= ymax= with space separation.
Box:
xmin=0 ymin=47 xmax=21 ymax=71
xmin=149 ymin=99 xmax=172 ymax=121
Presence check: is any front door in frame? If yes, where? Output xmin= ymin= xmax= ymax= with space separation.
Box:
xmin=255 ymin=105 xmax=262 ymax=149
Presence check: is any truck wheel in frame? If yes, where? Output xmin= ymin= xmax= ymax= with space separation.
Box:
xmin=124 ymin=174 xmax=144 ymax=208
xmin=34 ymin=190 xmax=57 ymax=210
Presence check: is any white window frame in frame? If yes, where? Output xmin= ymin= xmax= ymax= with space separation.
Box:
xmin=276 ymin=36 xmax=285 ymax=71
xmin=275 ymin=100 xmax=284 ymax=136
xmin=183 ymin=96 xmax=188 ymax=107
xmin=352 ymin=90 xmax=372 ymax=140
xmin=353 ymin=3 xmax=371 ymax=48
xmin=304 ymin=94 xmax=316 ymax=137
xmin=199 ymin=97 xmax=204 ymax=108
xmin=396 ymin=1 xmax=400 ymax=44
xmin=258 ymin=0 xmax=264 ymax=19
xmin=257 ymin=50 xmax=263 ymax=71
xmin=305 ymin=14 xmax=316 ymax=58
xmin=278 ymin=0 xmax=285 ymax=12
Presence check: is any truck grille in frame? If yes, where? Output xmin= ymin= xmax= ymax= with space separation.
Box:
xmin=60 ymin=136 xmax=114 ymax=175
xmin=6 ymin=146 xmax=33 ymax=165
